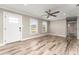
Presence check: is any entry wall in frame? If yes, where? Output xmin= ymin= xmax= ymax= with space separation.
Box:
xmin=0 ymin=9 xmax=49 ymax=45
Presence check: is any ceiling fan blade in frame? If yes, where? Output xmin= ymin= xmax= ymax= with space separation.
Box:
xmin=51 ymin=15 xmax=57 ymax=17
xmin=76 ymin=4 xmax=79 ymax=6
xmin=51 ymin=11 xmax=60 ymax=14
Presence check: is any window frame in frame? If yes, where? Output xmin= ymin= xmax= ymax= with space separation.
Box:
xmin=30 ymin=18 xmax=38 ymax=34
xmin=42 ymin=21 xmax=47 ymax=33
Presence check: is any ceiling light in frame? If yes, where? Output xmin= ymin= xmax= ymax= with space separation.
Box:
xmin=48 ymin=17 xmax=51 ymax=19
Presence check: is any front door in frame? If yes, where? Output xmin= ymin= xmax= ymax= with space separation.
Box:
xmin=3 ymin=12 xmax=22 ymax=44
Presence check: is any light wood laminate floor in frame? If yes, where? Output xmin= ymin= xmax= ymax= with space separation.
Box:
xmin=0 ymin=35 xmax=79 ymax=55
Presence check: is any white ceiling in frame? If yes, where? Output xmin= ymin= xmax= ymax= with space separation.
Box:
xmin=0 ymin=4 xmax=79 ymax=21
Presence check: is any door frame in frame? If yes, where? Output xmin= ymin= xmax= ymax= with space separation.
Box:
xmin=66 ymin=16 xmax=77 ymax=40
xmin=3 ymin=11 xmax=22 ymax=44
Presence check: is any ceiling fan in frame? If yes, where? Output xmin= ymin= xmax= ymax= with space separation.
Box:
xmin=76 ymin=4 xmax=79 ymax=6
xmin=43 ymin=9 xmax=60 ymax=18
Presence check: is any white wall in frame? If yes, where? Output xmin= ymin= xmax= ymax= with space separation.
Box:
xmin=49 ymin=18 xmax=79 ymax=39
xmin=77 ymin=17 xmax=79 ymax=39
xmin=49 ymin=19 xmax=66 ymax=37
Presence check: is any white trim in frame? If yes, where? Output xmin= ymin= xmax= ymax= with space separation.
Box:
xmin=3 ymin=11 xmax=6 ymax=45
xmin=30 ymin=18 xmax=38 ymax=34
xmin=42 ymin=21 xmax=48 ymax=33
xmin=48 ymin=33 xmax=66 ymax=37
xmin=3 ymin=11 xmax=22 ymax=44
xmin=0 ymin=33 xmax=48 ymax=46
xmin=0 ymin=43 xmax=5 ymax=47
xmin=20 ymin=15 xmax=22 ymax=41
xmin=77 ymin=37 xmax=79 ymax=39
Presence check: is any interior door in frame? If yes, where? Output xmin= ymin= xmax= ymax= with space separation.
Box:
xmin=3 ymin=12 xmax=22 ymax=44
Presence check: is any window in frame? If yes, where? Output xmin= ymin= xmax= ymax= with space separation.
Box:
xmin=30 ymin=19 xmax=38 ymax=34
xmin=8 ymin=17 xmax=19 ymax=23
xmin=42 ymin=21 xmax=47 ymax=33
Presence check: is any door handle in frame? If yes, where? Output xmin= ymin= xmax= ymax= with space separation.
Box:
xmin=19 ymin=27 xmax=21 ymax=31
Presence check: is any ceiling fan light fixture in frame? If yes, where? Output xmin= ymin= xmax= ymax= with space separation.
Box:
xmin=48 ymin=17 xmax=51 ymax=19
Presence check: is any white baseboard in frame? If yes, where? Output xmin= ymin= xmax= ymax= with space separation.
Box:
xmin=48 ymin=33 xmax=66 ymax=38
xmin=0 ymin=33 xmax=48 ymax=46
xmin=0 ymin=43 xmax=5 ymax=46
xmin=21 ymin=33 xmax=48 ymax=41
xmin=77 ymin=37 xmax=79 ymax=39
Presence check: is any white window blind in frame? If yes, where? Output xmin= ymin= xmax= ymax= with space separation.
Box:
xmin=30 ymin=19 xmax=38 ymax=34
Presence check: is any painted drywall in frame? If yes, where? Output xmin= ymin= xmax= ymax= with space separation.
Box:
xmin=77 ymin=17 xmax=79 ymax=39
xmin=0 ymin=9 xmax=3 ymax=44
xmin=49 ymin=19 xmax=66 ymax=37
xmin=49 ymin=17 xmax=79 ymax=39
xmin=22 ymin=15 xmax=30 ymax=39
xmin=47 ymin=21 xmax=50 ymax=33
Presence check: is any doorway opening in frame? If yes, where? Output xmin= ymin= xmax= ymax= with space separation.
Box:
xmin=65 ymin=16 xmax=77 ymax=54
